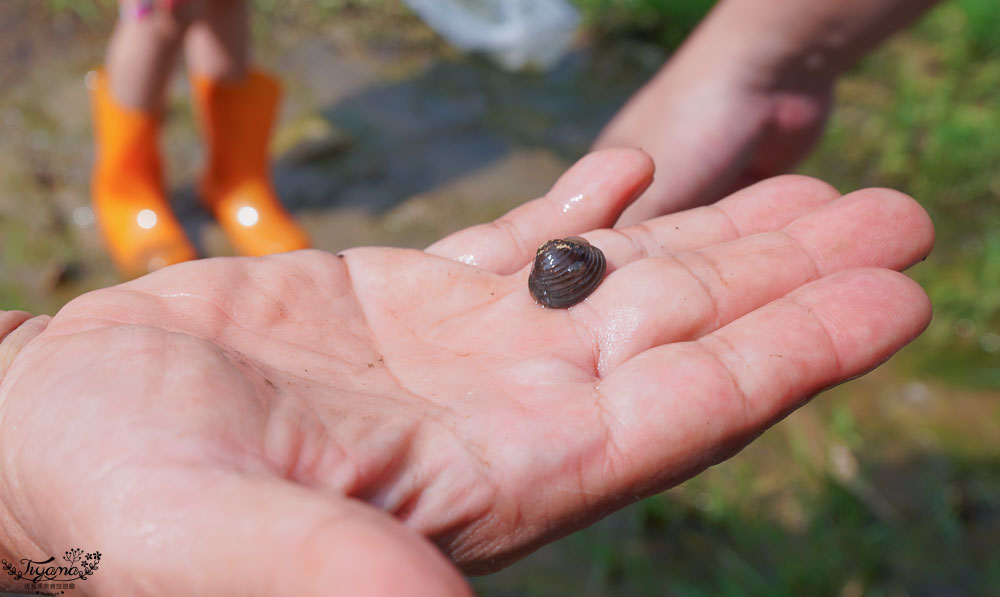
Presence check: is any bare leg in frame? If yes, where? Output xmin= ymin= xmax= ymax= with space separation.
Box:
xmin=91 ymin=1 xmax=206 ymax=276
xmin=183 ymin=0 xmax=249 ymax=81
xmin=182 ymin=0 xmax=309 ymax=255
xmin=105 ymin=1 xmax=203 ymax=111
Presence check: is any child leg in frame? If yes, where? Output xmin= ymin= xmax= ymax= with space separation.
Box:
xmin=91 ymin=1 xmax=203 ymax=277
xmin=185 ymin=0 xmax=311 ymax=256
xmin=183 ymin=0 xmax=248 ymax=81
xmin=106 ymin=0 xmax=202 ymax=110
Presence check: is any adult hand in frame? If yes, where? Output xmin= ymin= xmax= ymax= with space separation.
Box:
xmin=0 ymin=149 xmax=932 ymax=596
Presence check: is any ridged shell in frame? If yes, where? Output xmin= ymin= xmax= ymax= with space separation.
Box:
xmin=528 ymin=237 xmax=607 ymax=308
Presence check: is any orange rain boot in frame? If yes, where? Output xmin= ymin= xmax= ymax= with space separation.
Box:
xmin=90 ymin=70 xmax=197 ymax=277
xmin=190 ymin=69 xmax=310 ymax=256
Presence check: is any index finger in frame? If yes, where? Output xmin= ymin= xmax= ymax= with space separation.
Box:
xmin=426 ymin=149 xmax=654 ymax=274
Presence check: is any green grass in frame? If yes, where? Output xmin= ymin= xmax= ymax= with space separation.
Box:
xmin=573 ymin=0 xmax=718 ymax=48
xmin=42 ymin=0 xmax=110 ymax=23
xmin=956 ymin=0 xmax=1000 ymax=58
xmin=41 ymin=0 xmax=411 ymax=23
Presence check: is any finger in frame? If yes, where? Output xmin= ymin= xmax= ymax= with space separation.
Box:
xmin=426 ymin=148 xmax=654 ymax=274
xmin=0 ymin=310 xmax=33 ymax=339
xmin=0 ymin=312 xmax=50 ymax=384
xmin=596 ymin=268 xmax=931 ymax=496
xmin=498 ymin=174 xmax=838 ymax=315
xmin=83 ymin=471 xmax=472 ymax=596
xmin=580 ymin=173 xmax=843 ymax=270
xmin=579 ymin=187 xmax=934 ymax=374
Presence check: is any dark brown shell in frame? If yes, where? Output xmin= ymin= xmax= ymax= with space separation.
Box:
xmin=528 ymin=237 xmax=607 ymax=308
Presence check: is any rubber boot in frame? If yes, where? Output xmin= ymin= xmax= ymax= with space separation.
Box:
xmin=190 ymin=70 xmax=310 ymax=256
xmin=89 ymin=70 xmax=197 ymax=277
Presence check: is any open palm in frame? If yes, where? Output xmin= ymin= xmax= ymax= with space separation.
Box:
xmin=0 ymin=150 xmax=932 ymax=596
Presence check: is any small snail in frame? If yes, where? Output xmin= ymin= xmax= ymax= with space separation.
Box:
xmin=528 ymin=237 xmax=607 ymax=308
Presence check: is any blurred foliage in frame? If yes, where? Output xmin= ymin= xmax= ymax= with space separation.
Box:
xmin=573 ymin=0 xmax=717 ymax=48
xmin=250 ymin=0 xmax=405 ymax=18
xmin=956 ymin=0 xmax=1000 ymax=59
xmin=42 ymin=0 xmax=109 ymax=23
xmin=40 ymin=0 xmax=408 ymax=22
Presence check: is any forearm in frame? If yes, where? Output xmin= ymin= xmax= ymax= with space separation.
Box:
xmin=595 ymin=0 xmax=944 ymax=221
xmin=686 ymin=0 xmax=943 ymax=88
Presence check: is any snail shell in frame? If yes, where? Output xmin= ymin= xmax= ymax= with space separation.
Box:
xmin=528 ymin=236 xmax=607 ymax=308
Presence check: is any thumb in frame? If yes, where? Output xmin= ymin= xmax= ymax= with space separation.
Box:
xmin=79 ymin=471 xmax=472 ymax=596
xmin=0 ymin=311 xmax=50 ymax=386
